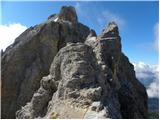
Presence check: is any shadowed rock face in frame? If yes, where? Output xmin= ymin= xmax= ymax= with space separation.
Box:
xmin=2 ymin=6 xmax=148 ymax=119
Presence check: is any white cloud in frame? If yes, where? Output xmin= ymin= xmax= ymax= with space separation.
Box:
xmin=147 ymin=81 xmax=159 ymax=98
xmin=0 ymin=23 xmax=27 ymax=51
xmin=97 ymin=10 xmax=125 ymax=30
xmin=133 ymin=62 xmax=159 ymax=98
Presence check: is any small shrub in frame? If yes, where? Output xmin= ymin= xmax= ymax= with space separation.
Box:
xmin=49 ymin=112 xmax=59 ymax=119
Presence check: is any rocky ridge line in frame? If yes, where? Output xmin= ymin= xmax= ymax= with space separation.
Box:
xmin=2 ymin=6 xmax=148 ymax=119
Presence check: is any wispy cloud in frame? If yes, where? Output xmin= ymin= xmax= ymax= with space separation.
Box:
xmin=136 ymin=22 xmax=159 ymax=52
xmin=133 ymin=62 xmax=159 ymax=98
xmin=0 ymin=23 xmax=27 ymax=51
xmin=147 ymin=81 xmax=159 ymax=98
xmin=75 ymin=2 xmax=82 ymax=14
xmin=75 ymin=2 xmax=90 ymax=20
xmin=75 ymin=2 xmax=125 ymax=31
xmin=97 ymin=10 xmax=125 ymax=30
xmin=153 ymin=22 xmax=159 ymax=51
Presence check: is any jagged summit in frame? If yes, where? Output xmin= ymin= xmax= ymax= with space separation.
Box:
xmin=2 ymin=6 xmax=148 ymax=119
xmin=59 ymin=6 xmax=78 ymax=23
xmin=101 ymin=21 xmax=119 ymax=38
xmin=48 ymin=6 xmax=78 ymax=24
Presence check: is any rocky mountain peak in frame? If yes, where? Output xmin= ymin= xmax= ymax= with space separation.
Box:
xmin=59 ymin=6 xmax=78 ymax=24
xmin=1 ymin=5 xmax=90 ymax=119
xmin=2 ymin=6 xmax=148 ymax=119
xmin=101 ymin=21 xmax=119 ymax=38
xmin=47 ymin=6 xmax=78 ymax=24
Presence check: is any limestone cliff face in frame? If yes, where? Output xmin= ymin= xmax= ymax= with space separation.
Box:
xmin=2 ymin=6 xmax=148 ymax=119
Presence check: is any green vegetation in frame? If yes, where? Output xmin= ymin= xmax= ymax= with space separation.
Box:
xmin=49 ymin=112 xmax=59 ymax=119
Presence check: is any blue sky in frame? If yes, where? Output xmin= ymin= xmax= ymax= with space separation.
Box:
xmin=1 ymin=1 xmax=159 ymax=64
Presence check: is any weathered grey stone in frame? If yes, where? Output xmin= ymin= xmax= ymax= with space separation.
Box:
xmin=90 ymin=101 xmax=102 ymax=111
xmin=84 ymin=102 xmax=109 ymax=119
xmin=2 ymin=22 xmax=59 ymax=118
xmin=1 ymin=6 xmax=90 ymax=119
xmin=101 ymin=21 xmax=119 ymax=38
xmin=2 ymin=5 xmax=148 ymax=119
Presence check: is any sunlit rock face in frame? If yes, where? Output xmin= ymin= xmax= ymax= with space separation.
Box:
xmin=2 ymin=6 xmax=148 ymax=119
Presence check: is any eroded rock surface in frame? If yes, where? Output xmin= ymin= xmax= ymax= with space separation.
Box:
xmin=1 ymin=6 xmax=90 ymax=118
xmin=2 ymin=6 xmax=148 ymax=119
